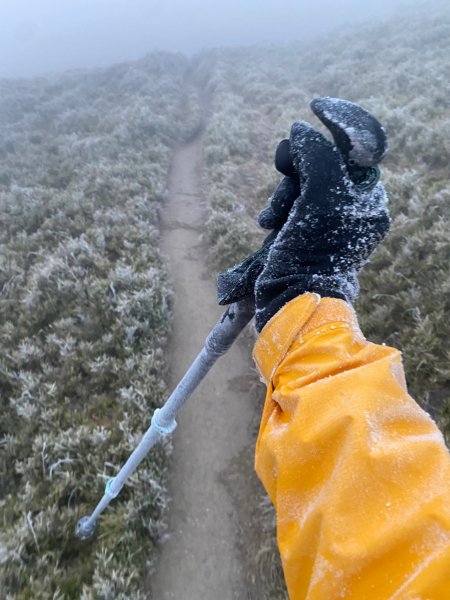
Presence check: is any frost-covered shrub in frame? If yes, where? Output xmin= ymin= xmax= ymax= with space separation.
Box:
xmin=0 ymin=52 xmax=188 ymax=598
xmin=204 ymin=209 xmax=254 ymax=271
xmin=199 ymin=84 xmax=272 ymax=270
xmin=199 ymin=3 xmax=450 ymax=596
xmin=201 ymin=2 xmax=450 ymax=435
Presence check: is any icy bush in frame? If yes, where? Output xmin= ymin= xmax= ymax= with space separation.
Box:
xmin=201 ymin=2 xmax=450 ymax=437
xmin=0 ymin=52 xmax=188 ymax=598
xmin=199 ymin=3 xmax=450 ymax=596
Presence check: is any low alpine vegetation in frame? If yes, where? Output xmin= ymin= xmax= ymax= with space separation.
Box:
xmin=1 ymin=3 xmax=448 ymax=597
xmin=0 ymin=52 xmax=199 ymax=599
xmin=199 ymin=4 xmax=450 ymax=597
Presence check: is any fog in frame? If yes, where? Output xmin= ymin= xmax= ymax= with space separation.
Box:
xmin=0 ymin=0 xmax=429 ymax=78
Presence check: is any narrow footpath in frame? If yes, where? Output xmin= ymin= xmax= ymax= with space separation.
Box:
xmin=150 ymin=131 xmax=256 ymax=598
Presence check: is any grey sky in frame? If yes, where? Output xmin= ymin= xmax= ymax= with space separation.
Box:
xmin=0 ymin=0 xmax=429 ymax=78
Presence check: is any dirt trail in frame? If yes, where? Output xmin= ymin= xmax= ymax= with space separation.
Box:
xmin=150 ymin=131 xmax=257 ymax=598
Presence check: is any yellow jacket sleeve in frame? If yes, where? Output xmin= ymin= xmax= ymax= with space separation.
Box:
xmin=253 ymin=293 xmax=450 ymax=599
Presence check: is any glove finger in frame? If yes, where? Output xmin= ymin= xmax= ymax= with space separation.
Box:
xmin=275 ymin=139 xmax=296 ymax=176
xmin=257 ymin=176 xmax=300 ymax=230
xmin=310 ymin=97 xmax=388 ymax=167
xmin=289 ymin=121 xmax=348 ymax=193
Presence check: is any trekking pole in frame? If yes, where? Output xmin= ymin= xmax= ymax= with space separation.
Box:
xmin=75 ymin=295 xmax=255 ymax=540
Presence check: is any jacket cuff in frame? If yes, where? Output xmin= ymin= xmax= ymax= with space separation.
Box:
xmin=253 ymin=292 xmax=360 ymax=384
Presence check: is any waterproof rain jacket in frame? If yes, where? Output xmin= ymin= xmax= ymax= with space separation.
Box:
xmin=253 ymin=293 xmax=450 ymax=599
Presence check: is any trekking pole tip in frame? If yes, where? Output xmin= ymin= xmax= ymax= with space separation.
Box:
xmin=75 ymin=516 xmax=97 ymax=540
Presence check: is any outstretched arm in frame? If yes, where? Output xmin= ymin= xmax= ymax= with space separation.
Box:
xmin=252 ymin=98 xmax=450 ymax=599
xmin=254 ymin=293 xmax=450 ymax=599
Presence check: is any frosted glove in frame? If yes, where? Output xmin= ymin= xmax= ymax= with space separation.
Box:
xmin=254 ymin=120 xmax=390 ymax=332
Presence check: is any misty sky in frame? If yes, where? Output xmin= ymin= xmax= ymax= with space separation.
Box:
xmin=0 ymin=0 xmax=428 ymax=78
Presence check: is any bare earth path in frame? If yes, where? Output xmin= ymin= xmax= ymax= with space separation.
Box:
xmin=150 ymin=132 xmax=256 ymax=598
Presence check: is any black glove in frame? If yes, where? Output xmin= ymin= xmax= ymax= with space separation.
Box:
xmin=257 ymin=173 xmax=300 ymax=230
xmin=254 ymin=119 xmax=390 ymax=331
xmin=217 ymin=97 xmax=390 ymax=322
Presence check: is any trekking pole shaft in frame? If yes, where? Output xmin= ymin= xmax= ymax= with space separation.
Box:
xmin=75 ymin=296 xmax=255 ymax=539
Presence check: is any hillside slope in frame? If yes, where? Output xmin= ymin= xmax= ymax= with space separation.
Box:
xmin=199 ymin=3 xmax=450 ymax=436
xmin=196 ymin=4 xmax=450 ymax=596
xmin=0 ymin=53 xmax=201 ymax=599
xmin=1 ymin=3 xmax=449 ymax=597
